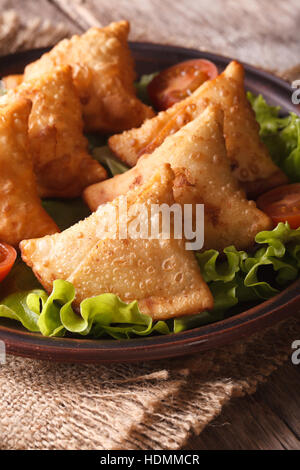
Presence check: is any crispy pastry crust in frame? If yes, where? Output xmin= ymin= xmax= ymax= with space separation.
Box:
xmin=84 ymin=105 xmax=272 ymax=251
xmin=18 ymin=66 xmax=107 ymax=198
xmin=21 ymin=165 xmax=213 ymax=320
xmin=2 ymin=74 xmax=23 ymax=90
xmin=24 ymin=21 xmax=154 ymax=133
xmin=109 ymin=61 xmax=287 ymax=196
xmin=0 ymin=97 xmax=58 ymax=246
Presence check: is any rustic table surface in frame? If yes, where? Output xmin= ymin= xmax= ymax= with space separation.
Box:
xmin=2 ymin=0 xmax=300 ymax=450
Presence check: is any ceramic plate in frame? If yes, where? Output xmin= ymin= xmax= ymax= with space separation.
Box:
xmin=0 ymin=43 xmax=299 ymax=363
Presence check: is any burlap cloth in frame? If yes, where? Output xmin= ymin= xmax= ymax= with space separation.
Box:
xmin=0 ymin=9 xmax=299 ymax=450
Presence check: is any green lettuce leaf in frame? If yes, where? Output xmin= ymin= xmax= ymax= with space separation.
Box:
xmin=197 ymin=222 xmax=300 ymax=306
xmin=173 ymin=309 xmax=224 ymax=333
xmin=0 ymin=259 xmax=41 ymax=298
xmin=280 ymin=112 xmax=300 ymax=155
xmin=196 ymin=246 xmax=246 ymax=283
xmin=281 ymin=118 xmax=300 ymax=181
xmin=42 ymin=198 xmax=91 ymax=231
xmin=86 ymin=133 xmax=108 ymax=151
xmin=135 ymin=72 xmax=158 ymax=105
xmin=248 ymin=91 xmax=300 ymax=174
xmin=0 ymin=80 xmax=7 ymax=96
xmin=27 ymin=279 xmax=171 ymax=339
xmin=92 ymin=146 xmax=129 ymax=176
xmin=247 ymin=92 xmax=289 ymax=135
xmin=0 ymin=289 xmax=46 ymax=332
xmin=1 ymin=223 xmax=300 ymax=339
xmin=0 ymin=260 xmax=45 ymax=332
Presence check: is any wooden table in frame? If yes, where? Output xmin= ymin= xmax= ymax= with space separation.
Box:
xmin=2 ymin=0 xmax=300 ymax=450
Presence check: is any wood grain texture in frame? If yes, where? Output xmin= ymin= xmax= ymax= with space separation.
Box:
xmin=1 ymin=0 xmax=300 ymax=450
xmin=0 ymin=0 xmax=78 ymax=55
xmin=186 ymin=363 xmax=300 ymax=450
xmin=0 ymin=0 xmax=77 ymax=27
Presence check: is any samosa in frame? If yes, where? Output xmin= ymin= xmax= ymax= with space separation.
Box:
xmin=0 ymin=97 xmax=58 ymax=246
xmin=84 ymin=105 xmax=272 ymax=251
xmin=21 ymin=165 xmax=213 ymax=320
xmin=17 ymin=65 xmax=107 ymax=198
xmin=109 ymin=61 xmax=287 ymax=196
xmin=24 ymin=21 xmax=154 ymax=133
xmin=1 ymin=74 xmax=23 ymax=90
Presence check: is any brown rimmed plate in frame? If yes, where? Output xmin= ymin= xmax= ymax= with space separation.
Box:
xmin=0 ymin=43 xmax=299 ymax=363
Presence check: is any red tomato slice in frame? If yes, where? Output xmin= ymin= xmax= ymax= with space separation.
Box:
xmin=256 ymin=184 xmax=300 ymax=229
xmin=0 ymin=242 xmax=17 ymax=282
xmin=147 ymin=59 xmax=218 ymax=111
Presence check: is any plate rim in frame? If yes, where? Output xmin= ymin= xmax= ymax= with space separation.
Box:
xmin=1 ymin=277 xmax=300 ymax=363
xmin=130 ymin=41 xmax=292 ymax=89
xmin=0 ymin=42 xmax=299 ymax=363
xmin=0 ymin=41 xmax=293 ymax=92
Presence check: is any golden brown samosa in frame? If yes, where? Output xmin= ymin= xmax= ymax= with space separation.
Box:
xmin=1 ymin=74 xmax=23 ymax=90
xmin=0 ymin=97 xmax=58 ymax=246
xmin=84 ymin=106 xmax=272 ymax=251
xmin=19 ymin=207 xmax=108 ymax=292
xmin=109 ymin=61 xmax=287 ymax=196
xmin=18 ymin=65 xmax=107 ymax=198
xmin=24 ymin=21 xmax=155 ymax=133
xmin=21 ymin=164 xmax=213 ymax=320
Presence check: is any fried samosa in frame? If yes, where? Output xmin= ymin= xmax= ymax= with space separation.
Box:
xmin=18 ymin=65 xmax=107 ymax=198
xmin=84 ymin=105 xmax=272 ymax=251
xmin=21 ymin=164 xmax=213 ymax=320
xmin=20 ymin=165 xmax=172 ymax=292
xmin=1 ymin=74 xmax=23 ymax=90
xmin=19 ymin=208 xmax=105 ymax=292
xmin=109 ymin=61 xmax=287 ymax=197
xmin=0 ymin=97 xmax=58 ymax=246
xmin=24 ymin=21 xmax=154 ymax=133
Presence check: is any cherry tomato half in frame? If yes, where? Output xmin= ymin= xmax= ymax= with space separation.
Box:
xmin=256 ymin=184 xmax=300 ymax=229
xmin=0 ymin=242 xmax=17 ymax=282
xmin=147 ymin=59 xmax=218 ymax=111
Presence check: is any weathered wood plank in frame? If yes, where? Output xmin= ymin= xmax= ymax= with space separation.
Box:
xmin=50 ymin=0 xmax=101 ymax=29
xmin=0 ymin=0 xmax=80 ymax=55
xmin=254 ymin=363 xmax=300 ymax=440
xmin=0 ymin=0 xmax=79 ymax=30
xmin=185 ymin=363 xmax=300 ymax=450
